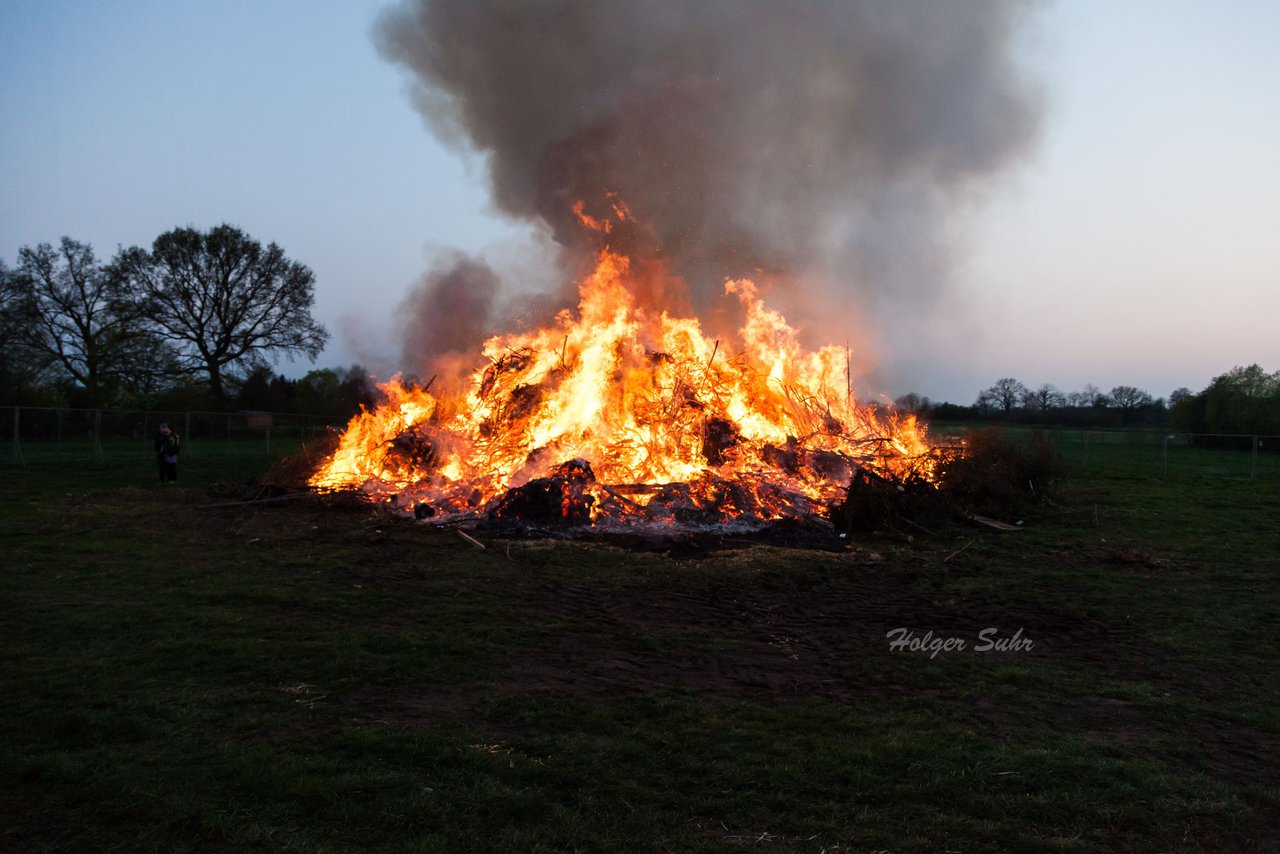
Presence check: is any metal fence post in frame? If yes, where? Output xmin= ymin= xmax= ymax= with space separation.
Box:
xmin=93 ymin=409 xmax=104 ymax=463
xmin=1252 ymin=435 xmax=1259 ymax=481
xmin=11 ymin=407 xmax=23 ymax=465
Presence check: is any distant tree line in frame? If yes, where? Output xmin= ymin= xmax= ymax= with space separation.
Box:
xmin=896 ymin=379 xmax=1169 ymax=429
xmin=0 ymin=227 xmax=373 ymax=417
xmin=900 ymin=367 xmax=1280 ymax=436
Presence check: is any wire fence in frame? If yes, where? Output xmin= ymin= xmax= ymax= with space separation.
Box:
xmin=2 ymin=405 xmax=343 ymax=466
xmin=4 ymin=406 xmax=1278 ymax=482
xmin=930 ymin=424 xmax=1280 ymax=481
xmin=1051 ymin=430 xmax=1279 ymax=480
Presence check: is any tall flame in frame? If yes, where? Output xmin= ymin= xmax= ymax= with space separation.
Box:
xmin=311 ymin=198 xmax=934 ymax=527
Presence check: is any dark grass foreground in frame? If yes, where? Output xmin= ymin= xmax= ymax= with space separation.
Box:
xmin=1 ymin=451 xmax=1278 ymax=852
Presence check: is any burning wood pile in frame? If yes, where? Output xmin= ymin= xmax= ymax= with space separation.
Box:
xmin=310 ymin=200 xmax=938 ymax=532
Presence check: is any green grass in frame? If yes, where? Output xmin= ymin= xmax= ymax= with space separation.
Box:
xmin=929 ymin=422 xmax=1280 ymax=481
xmin=1 ymin=447 xmax=1277 ymax=851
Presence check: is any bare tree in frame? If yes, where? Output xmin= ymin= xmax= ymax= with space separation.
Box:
xmin=3 ymin=238 xmax=157 ymax=405
xmin=1066 ymin=383 xmax=1102 ymax=408
xmin=1108 ymin=385 xmax=1153 ymax=425
xmin=978 ymin=377 xmax=1027 ymax=413
xmin=894 ymin=392 xmax=925 ymax=413
xmin=118 ymin=225 xmax=329 ymax=402
xmin=0 ymin=260 xmax=56 ymax=398
xmin=0 ymin=260 xmax=22 ymax=358
xmin=1020 ymin=383 xmax=1065 ymax=413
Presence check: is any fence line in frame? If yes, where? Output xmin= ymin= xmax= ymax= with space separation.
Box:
xmin=4 ymin=407 xmax=1277 ymax=482
xmin=2 ymin=405 xmax=344 ymax=465
xmin=901 ymin=424 xmax=1279 ymax=483
xmin=1080 ymin=429 xmax=1271 ymax=480
xmin=1029 ymin=429 xmax=1277 ymax=481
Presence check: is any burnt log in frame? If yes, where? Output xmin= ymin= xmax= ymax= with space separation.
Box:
xmin=761 ymin=437 xmax=801 ymax=473
xmin=644 ymin=482 xmax=710 ymax=525
xmin=488 ymin=458 xmax=597 ymax=526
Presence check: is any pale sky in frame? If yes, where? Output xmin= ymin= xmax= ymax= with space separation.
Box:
xmin=2 ymin=0 xmax=1277 ymax=405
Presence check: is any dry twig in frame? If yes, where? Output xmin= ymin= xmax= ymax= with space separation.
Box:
xmin=943 ymin=538 xmax=977 ymax=563
xmin=457 ymin=529 xmax=487 ymax=550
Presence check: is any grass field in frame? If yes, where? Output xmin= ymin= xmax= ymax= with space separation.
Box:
xmin=927 ymin=424 xmax=1280 ymax=482
xmin=2 ymin=439 xmax=1278 ymax=851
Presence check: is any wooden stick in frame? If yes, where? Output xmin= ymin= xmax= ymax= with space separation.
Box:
xmin=899 ymin=515 xmax=936 ymax=537
xmin=968 ymin=514 xmax=1021 ymax=531
xmin=598 ymin=483 xmax=645 ymax=513
xmin=457 ymin=529 xmax=486 ymax=550
xmin=604 ymin=483 xmax=662 ymax=494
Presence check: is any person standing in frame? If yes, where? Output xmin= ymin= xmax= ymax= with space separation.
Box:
xmin=155 ymin=422 xmax=180 ymax=483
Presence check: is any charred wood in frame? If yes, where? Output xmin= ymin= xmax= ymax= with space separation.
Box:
xmin=488 ymin=458 xmax=597 ymax=526
xmin=761 ymin=437 xmax=801 ymax=473
xmin=389 ymin=424 xmax=438 ymax=470
xmin=701 ymin=417 xmax=740 ymax=466
xmin=505 ymin=383 xmax=544 ymax=421
xmin=808 ymin=449 xmax=852 ymax=483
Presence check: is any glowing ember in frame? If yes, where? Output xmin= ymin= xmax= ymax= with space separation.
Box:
xmin=311 ymin=198 xmax=935 ymax=529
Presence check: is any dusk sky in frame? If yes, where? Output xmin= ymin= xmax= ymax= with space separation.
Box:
xmin=2 ymin=0 xmax=1277 ymax=405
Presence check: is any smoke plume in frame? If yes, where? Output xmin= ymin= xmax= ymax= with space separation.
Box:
xmin=376 ymin=0 xmax=1043 ymax=340
xmin=397 ymin=252 xmax=499 ymax=375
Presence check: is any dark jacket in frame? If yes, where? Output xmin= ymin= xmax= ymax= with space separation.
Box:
xmin=155 ymin=432 xmax=180 ymax=461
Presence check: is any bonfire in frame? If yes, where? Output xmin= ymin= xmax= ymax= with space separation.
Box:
xmin=310 ymin=196 xmax=936 ymax=530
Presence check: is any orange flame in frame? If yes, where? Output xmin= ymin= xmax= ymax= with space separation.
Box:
xmin=311 ymin=198 xmax=935 ymax=527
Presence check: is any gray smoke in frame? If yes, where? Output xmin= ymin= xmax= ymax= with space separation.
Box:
xmin=397 ymin=252 xmax=499 ymax=375
xmin=376 ymin=0 xmax=1043 ymax=330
